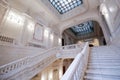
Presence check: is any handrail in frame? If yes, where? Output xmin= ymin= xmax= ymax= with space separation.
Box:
xmin=0 ymin=56 xmax=30 ymax=74
xmin=0 ymin=43 xmax=85 ymax=79
xmin=61 ymin=42 xmax=89 ymax=80
xmin=60 ymin=43 xmax=84 ymax=50
xmin=0 ymin=47 xmax=59 ymax=79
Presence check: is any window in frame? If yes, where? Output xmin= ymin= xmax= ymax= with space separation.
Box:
xmin=48 ymin=0 xmax=83 ymax=14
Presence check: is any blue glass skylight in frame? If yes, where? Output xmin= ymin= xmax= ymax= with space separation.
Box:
xmin=70 ymin=21 xmax=94 ymax=36
xmin=48 ymin=0 xmax=83 ymax=14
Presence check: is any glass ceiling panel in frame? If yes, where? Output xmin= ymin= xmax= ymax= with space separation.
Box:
xmin=70 ymin=21 xmax=94 ymax=36
xmin=48 ymin=0 xmax=83 ymax=14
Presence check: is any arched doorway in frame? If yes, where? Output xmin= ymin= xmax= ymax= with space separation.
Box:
xmin=62 ymin=20 xmax=106 ymax=46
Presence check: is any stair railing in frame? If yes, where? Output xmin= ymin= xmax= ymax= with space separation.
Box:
xmin=61 ymin=42 xmax=89 ymax=80
xmin=60 ymin=43 xmax=84 ymax=50
xmin=0 ymin=47 xmax=59 ymax=79
xmin=58 ymin=43 xmax=84 ymax=58
xmin=0 ymin=43 xmax=85 ymax=79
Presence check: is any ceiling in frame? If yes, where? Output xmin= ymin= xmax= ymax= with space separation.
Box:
xmin=64 ymin=21 xmax=104 ymax=40
xmin=5 ymin=0 xmax=101 ymax=33
xmin=70 ymin=21 xmax=94 ymax=36
xmin=48 ymin=0 xmax=83 ymax=14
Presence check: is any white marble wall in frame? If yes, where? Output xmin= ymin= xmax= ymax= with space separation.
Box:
xmin=0 ymin=5 xmax=61 ymax=49
xmin=100 ymin=0 xmax=120 ymax=45
xmin=0 ymin=2 xmax=61 ymax=69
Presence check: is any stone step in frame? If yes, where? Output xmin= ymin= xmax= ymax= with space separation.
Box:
xmin=89 ymin=57 xmax=120 ymax=59
xmin=89 ymin=59 xmax=120 ymax=63
xmin=84 ymin=74 xmax=120 ymax=80
xmin=89 ymin=57 xmax=120 ymax=60
xmin=88 ymin=63 xmax=120 ymax=66
xmin=90 ymin=54 xmax=120 ymax=56
xmin=90 ymin=54 xmax=120 ymax=55
xmin=84 ymin=75 xmax=102 ymax=80
xmin=90 ymin=53 xmax=120 ymax=55
xmin=86 ymin=69 xmax=120 ymax=76
xmin=88 ymin=65 xmax=120 ymax=69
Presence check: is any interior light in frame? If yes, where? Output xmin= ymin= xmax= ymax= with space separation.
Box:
xmin=50 ymin=34 xmax=54 ymax=40
xmin=41 ymin=74 xmax=45 ymax=80
xmin=44 ymin=29 xmax=49 ymax=38
xmin=7 ymin=10 xmax=24 ymax=25
xmin=109 ymin=7 xmax=114 ymax=13
xmin=58 ymin=38 xmax=61 ymax=44
xmin=27 ymin=22 xmax=35 ymax=31
xmin=48 ymin=71 xmax=53 ymax=80
xmin=59 ymin=67 xmax=63 ymax=79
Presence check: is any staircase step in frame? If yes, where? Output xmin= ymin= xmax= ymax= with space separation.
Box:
xmin=90 ymin=54 xmax=120 ymax=56
xmin=88 ymin=65 xmax=120 ymax=69
xmin=89 ymin=59 xmax=120 ymax=63
xmin=89 ymin=58 xmax=120 ymax=61
xmin=90 ymin=56 xmax=120 ymax=58
xmin=91 ymin=52 xmax=120 ymax=54
xmin=86 ymin=69 xmax=120 ymax=76
xmin=88 ymin=62 xmax=120 ymax=66
xmin=84 ymin=75 xmax=102 ymax=80
xmin=89 ymin=58 xmax=120 ymax=60
xmin=84 ymin=74 xmax=120 ymax=80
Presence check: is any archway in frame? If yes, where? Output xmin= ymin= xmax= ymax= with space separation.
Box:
xmin=62 ymin=20 xmax=106 ymax=46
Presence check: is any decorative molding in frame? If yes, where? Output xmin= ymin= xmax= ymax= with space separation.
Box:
xmin=33 ymin=23 xmax=43 ymax=41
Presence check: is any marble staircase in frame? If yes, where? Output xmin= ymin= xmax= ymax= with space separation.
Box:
xmin=84 ymin=46 xmax=120 ymax=80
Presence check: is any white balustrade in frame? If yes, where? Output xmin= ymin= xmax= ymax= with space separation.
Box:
xmin=0 ymin=47 xmax=59 ymax=79
xmin=0 ymin=43 xmax=86 ymax=79
xmin=61 ymin=42 xmax=89 ymax=80
xmin=0 ymin=56 xmax=30 ymax=79
xmin=61 ymin=43 xmax=84 ymax=50
xmin=58 ymin=43 xmax=84 ymax=58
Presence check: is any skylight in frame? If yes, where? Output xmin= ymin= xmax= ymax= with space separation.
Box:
xmin=48 ymin=0 xmax=83 ymax=14
xmin=70 ymin=21 xmax=94 ymax=36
